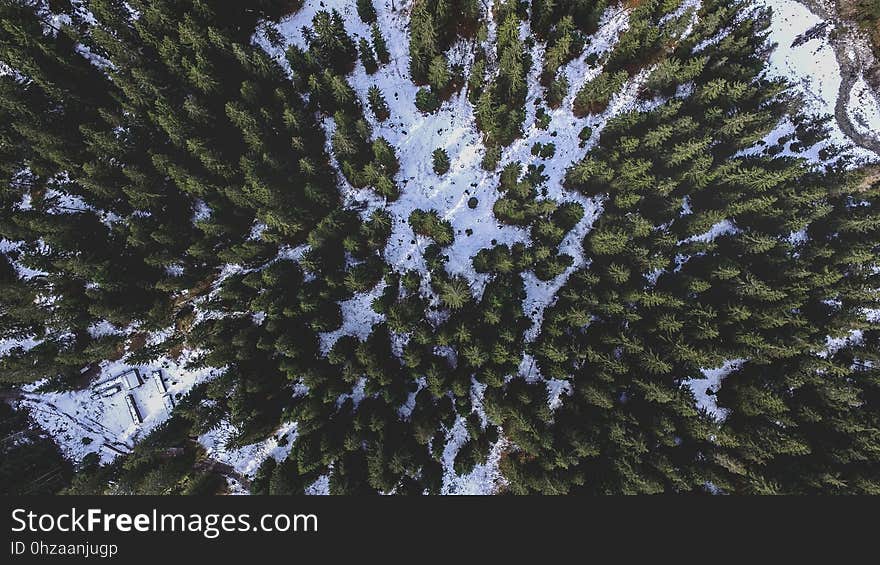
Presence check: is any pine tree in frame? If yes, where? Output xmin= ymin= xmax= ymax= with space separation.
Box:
xmin=359 ymin=38 xmax=378 ymax=74
xmin=371 ymin=23 xmax=391 ymax=65
xmin=428 ymin=55 xmax=451 ymax=92
xmin=409 ymin=1 xmax=437 ymax=83
xmin=439 ymin=276 xmax=471 ymax=309
xmin=415 ymin=88 xmax=440 ymax=113
xmin=307 ymin=10 xmax=358 ymax=74
xmin=409 ymin=209 xmax=454 ymax=246
xmin=432 ymin=147 xmax=450 ymax=175
xmin=367 ymin=85 xmax=391 ymax=121
xmin=357 ymin=0 xmax=378 ymax=24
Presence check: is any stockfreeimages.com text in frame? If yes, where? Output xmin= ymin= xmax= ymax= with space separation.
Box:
xmin=11 ymin=508 xmax=317 ymax=539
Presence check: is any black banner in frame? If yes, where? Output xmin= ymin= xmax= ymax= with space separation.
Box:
xmin=0 ymin=496 xmax=873 ymax=561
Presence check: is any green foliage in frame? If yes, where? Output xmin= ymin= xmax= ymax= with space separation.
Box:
xmin=473 ymin=2 xmax=530 ymax=146
xmin=0 ymin=403 xmax=72 ymax=494
xmin=481 ymin=145 xmax=502 ymax=171
xmin=3 ymin=0 xmax=880 ymax=498
xmin=357 ymin=0 xmax=378 ymax=24
xmin=415 ymin=87 xmax=441 ymax=113
xmin=578 ymin=125 xmax=593 ymax=146
xmin=409 ymin=0 xmax=481 ymax=84
xmin=531 ymin=142 xmax=556 ymax=159
xmin=371 ymin=23 xmax=391 ymax=64
xmin=573 ymin=70 xmax=628 ymax=116
xmin=304 ymin=10 xmax=358 ymax=74
xmin=367 ymin=85 xmax=390 ymax=121
xmin=432 ymin=147 xmax=451 ymax=175
xmin=359 ymin=38 xmax=379 ymax=74
xmin=409 ymin=209 xmax=454 ymax=246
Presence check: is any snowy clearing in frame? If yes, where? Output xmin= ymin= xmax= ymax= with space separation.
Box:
xmin=19 ymin=351 xmax=219 ymax=464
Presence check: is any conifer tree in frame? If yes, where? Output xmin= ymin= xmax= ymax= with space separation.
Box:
xmin=359 ymin=38 xmax=379 ymax=74
xmin=432 ymin=148 xmax=451 ymax=175
xmin=371 ymin=23 xmax=391 ymax=65
xmin=357 ymin=0 xmax=378 ymax=24
xmin=367 ymin=85 xmax=391 ymax=121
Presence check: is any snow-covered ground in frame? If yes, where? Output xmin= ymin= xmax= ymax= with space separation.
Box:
xmin=319 ymin=281 xmax=387 ymax=354
xmin=272 ymin=0 xmax=532 ymax=291
xmin=759 ymin=0 xmax=879 ymax=163
xmin=260 ymin=1 xmax=649 ymax=492
xmin=848 ymin=76 xmax=880 ymax=140
xmin=11 ymin=0 xmax=880 ymax=494
xmin=514 ymin=9 xmax=631 ymax=343
xmin=198 ymin=420 xmax=297 ymax=477
xmin=261 ymin=2 xmax=630 ymax=305
xmin=19 ymin=351 xmax=218 ymax=464
xmin=685 ymin=359 xmax=746 ymax=420
xmin=441 ymin=425 xmax=508 ymax=494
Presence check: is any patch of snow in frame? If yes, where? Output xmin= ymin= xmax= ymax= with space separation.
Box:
xmin=441 ymin=427 xmax=508 ymax=495
xmin=760 ymin=0 xmax=877 ymax=163
xmin=335 ymin=377 xmax=367 ymax=410
xmin=820 ymin=328 xmax=864 ymax=358
xmin=515 ymin=354 xmax=572 ymax=410
xmin=685 ymin=359 xmax=745 ymax=420
xmin=20 ymin=351 xmax=220 ymax=464
xmin=680 ymin=219 xmax=740 ymax=244
xmin=198 ymin=420 xmax=297 ymax=477
xmin=165 ymin=263 xmax=185 ymax=277
xmin=517 ymin=352 xmax=542 ymax=384
xmin=87 ymin=320 xmax=123 ymax=339
xmin=397 ymin=376 xmax=425 ymax=420
xmin=847 ymin=76 xmax=880 ymax=140
xmin=192 ymin=198 xmax=212 ymax=223
xmin=0 ymin=336 xmax=40 ymax=357
xmin=305 ymin=474 xmax=330 ymax=495
xmin=788 ymin=227 xmax=809 ymax=245
xmin=319 ymin=282 xmax=386 ymax=354
xmin=0 ymin=239 xmax=51 ymax=280
xmin=546 ymin=378 xmax=572 ymax=410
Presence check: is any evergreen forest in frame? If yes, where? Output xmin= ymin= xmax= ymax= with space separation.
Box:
xmin=1 ymin=0 xmax=879 ymax=495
